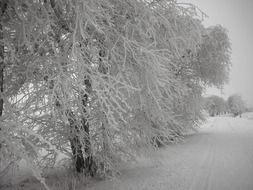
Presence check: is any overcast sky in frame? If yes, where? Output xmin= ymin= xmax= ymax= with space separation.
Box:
xmin=182 ymin=0 xmax=253 ymax=107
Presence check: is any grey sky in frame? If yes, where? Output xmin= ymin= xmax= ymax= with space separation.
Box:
xmin=183 ymin=0 xmax=253 ymax=107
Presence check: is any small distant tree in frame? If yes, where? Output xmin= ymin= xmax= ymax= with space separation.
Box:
xmin=227 ymin=94 xmax=245 ymax=117
xmin=204 ymin=95 xmax=227 ymax=116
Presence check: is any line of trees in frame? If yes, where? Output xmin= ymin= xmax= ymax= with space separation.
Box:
xmin=0 ymin=0 xmax=231 ymax=187
xmin=203 ymin=94 xmax=246 ymax=117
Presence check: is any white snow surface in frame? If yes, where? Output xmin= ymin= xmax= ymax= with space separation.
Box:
xmin=2 ymin=113 xmax=253 ymax=190
xmin=87 ymin=114 xmax=253 ymax=190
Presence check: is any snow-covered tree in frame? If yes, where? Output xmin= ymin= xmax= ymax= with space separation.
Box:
xmin=196 ymin=25 xmax=231 ymax=87
xmin=227 ymin=94 xmax=245 ymax=117
xmin=203 ymin=95 xmax=227 ymax=116
xmin=0 ymin=0 xmax=231 ymax=187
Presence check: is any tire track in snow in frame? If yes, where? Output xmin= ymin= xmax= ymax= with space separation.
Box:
xmin=188 ymin=117 xmax=220 ymax=190
xmin=188 ymin=135 xmax=216 ymax=190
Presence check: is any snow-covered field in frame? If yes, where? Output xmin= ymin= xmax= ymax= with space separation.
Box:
xmin=2 ymin=112 xmax=253 ymax=190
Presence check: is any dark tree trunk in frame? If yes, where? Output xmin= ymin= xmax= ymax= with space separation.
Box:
xmin=46 ymin=0 xmax=96 ymax=174
xmin=81 ymin=78 xmax=97 ymax=176
xmin=46 ymin=0 xmax=87 ymax=173
xmin=64 ymin=78 xmax=96 ymax=175
xmin=0 ymin=0 xmax=8 ymax=150
xmin=0 ymin=0 xmax=8 ymax=117
xmin=70 ymin=136 xmax=85 ymax=173
xmin=67 ymin=110 xmax=85 ymax=173
xmin=0 ymin=32 xmax=3 ymax=117
xmin=45 ymin=76 xmax=86 ymax=173
xmin=67 ymin=81 xmax=97 ymax=175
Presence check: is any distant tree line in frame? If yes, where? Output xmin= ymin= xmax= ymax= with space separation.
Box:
xmin=203 ymin=94 xmax=246 ymax=117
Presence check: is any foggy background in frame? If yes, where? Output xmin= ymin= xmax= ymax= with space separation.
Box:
xmin=183 ymin=0 xmax=253 ymax=107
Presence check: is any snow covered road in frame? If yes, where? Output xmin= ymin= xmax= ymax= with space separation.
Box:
xmin=87 ymin=116 xmax=253 ymax=190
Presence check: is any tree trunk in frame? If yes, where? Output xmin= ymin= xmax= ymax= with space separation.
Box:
xmin=67 ymin=110 xmax=85 ymax=173
xmin=0 ymin=0 xmax=8 ymax=117
xmin=64 ymin=79 xmax=95 ymax=175
xmin=45 ymin=77 xmax=86 ymax=173
xmin=46 ymin=0 xmax=87 ymax=173
xmin=0 ymin=29 xmax=3 ymax=117
xmin=46 ymin=0 xmax=96 ymax=174
xmin=81 ymin=78 xmax=97 ymax=176
xmin=0 ymin=0 xmax=8 ymax=151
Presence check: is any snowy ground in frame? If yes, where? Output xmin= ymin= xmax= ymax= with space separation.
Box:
xmin=86 ymin=113 xmax=253 ymax=190
xmin=2 ymin=112 xmax=253 ymax=190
